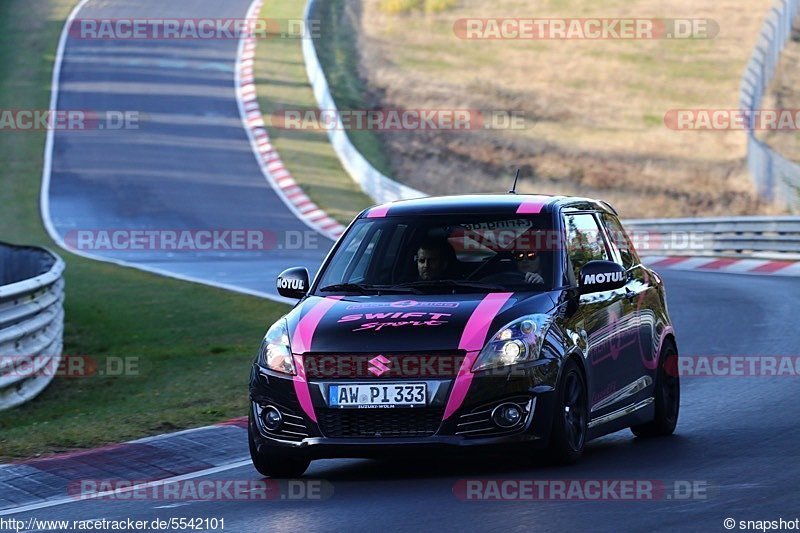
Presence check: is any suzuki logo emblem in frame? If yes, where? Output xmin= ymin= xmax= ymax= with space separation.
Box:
xmin=368 ymin=355 xmax=391 ymax=377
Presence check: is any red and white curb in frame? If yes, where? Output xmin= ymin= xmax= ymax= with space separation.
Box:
xmin=642 ymin=256 xmax=800 ymax=276
xmin=236 ymin=0 xmax=346 ymax=241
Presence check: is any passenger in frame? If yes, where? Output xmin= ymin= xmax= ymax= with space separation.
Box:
xmin=514 ymin=250 xmax=544 ymax=284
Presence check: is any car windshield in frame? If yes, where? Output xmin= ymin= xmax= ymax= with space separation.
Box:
xmin=315 ymin=214 xmax=557 ymax=294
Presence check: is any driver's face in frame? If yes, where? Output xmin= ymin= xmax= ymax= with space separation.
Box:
xmin=417 ymin=248 xmax=448 ymax=281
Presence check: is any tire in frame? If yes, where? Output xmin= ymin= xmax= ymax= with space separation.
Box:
xmin=546 ymin=358 xmax=588 ymax=465
xmin=631 ymin=341 xmax=680 ymax=438
xmin=248 ymin=423 xmax=310 ymax=478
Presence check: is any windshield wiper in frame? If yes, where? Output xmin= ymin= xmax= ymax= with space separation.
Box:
xmin=396 ymin=280 xmax=507 ymax=292
xmin=318 ymin=283 xmax=420 ymax=295
xmin=319 ymin=283 xmax=373 ymax=294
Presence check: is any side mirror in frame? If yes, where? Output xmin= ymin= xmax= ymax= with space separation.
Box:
xmin=276 ymin=267 xmax=309 ymax=299
xmin=579 ymin=260 xmax=626 ymax=295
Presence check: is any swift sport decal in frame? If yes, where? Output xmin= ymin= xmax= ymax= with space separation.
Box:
xmin=443 ymin=292 xmax=514 ymax=420
xmin=338 ymin=311 xmax=453 ymax=333
xmin=290 ymin=296 xmax=343 ymax=422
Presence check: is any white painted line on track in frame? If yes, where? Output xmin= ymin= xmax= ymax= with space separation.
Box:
xmin=0 ymin=460 xmax=252 ymax=516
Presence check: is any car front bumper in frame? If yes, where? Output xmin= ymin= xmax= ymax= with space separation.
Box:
xmin=248 ymin=360 xmax=559 ymax=460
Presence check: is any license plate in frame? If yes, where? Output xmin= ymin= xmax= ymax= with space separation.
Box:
xmin=329 ymin=383 xmax=427 ymax=408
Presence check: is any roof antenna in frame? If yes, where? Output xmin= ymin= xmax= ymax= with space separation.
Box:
xmin=508 ymin=168 xmax=520 ymax=194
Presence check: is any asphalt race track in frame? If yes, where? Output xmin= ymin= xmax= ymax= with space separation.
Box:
xmin=31 ymin=0 xmax=800 ymax=531
xmin=7 ymin=269 xmax=800 ymax=531
xmin=45 ymin=0 xmax=332 ymax=299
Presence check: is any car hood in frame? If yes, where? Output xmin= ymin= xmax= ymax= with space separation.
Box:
xmin=285 ymin=292 xmax=558 ymax=354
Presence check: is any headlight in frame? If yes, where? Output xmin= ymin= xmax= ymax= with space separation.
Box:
xmin=471 ymin=314 xmax=553 ymax=372
xmin=257 ymin=319 xmax=295 ymax=375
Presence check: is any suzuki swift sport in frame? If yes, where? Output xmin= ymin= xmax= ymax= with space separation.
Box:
xmin=249 ymin=194 xmax=679 ymax=477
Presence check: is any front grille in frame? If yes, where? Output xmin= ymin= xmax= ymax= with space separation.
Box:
xmin=318 ymin=408 xmax=443 ymax=438
xmin=455 ymin=396 xmax=533 ymax=438
xmin=304 ymin=353 xmax=464 ymax=379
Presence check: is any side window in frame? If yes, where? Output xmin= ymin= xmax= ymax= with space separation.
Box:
xmin=601 ymin=214 xmax=640 ymax=269
xmin=564 ymin=213 xmax=609 ymax=279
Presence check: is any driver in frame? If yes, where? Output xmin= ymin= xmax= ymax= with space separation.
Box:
xmin=514 ymin=250 xmax=544 ymax=284
xmin=416 ymin=238 xmax=457 ymax=281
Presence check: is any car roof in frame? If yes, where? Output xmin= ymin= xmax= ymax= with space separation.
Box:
xmin=358 ymin=194 xmax=618 ymax=219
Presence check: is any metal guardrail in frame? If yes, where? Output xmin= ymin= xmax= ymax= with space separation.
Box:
xmin=0 ymin=243 xmax=65 ymax=410
xmin=625 ymin=216 xmax=800 ymax=259
xmin=740 ymin=0 xmax=800 ymax=212
xmin=302 ymin=0 xmax=426 ymax=204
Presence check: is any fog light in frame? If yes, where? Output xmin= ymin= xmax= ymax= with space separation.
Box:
xmin=262 ymin=406 xmax=283 ymax=431
xmin=491 ymin=403 xmax=523 ymax=428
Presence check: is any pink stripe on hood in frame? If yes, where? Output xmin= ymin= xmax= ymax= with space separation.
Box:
xmin=443 ymin=293 xmax=513 ymax=420
xmin=291 ymin=296 xmax=342 ymax=422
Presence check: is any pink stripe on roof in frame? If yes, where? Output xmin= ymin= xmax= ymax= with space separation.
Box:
xmin=516 ymin=196 xmax=550 ymax=214
xmin=366 ymin=205 xmax=391 ymax=218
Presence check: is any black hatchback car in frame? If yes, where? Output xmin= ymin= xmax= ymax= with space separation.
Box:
xmin=249 ymin=194 xmax=679 ymax=476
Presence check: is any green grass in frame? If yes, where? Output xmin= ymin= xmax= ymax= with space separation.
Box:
xmin=379 ymin=0 xmax=458 ymax=15
xmin=0 ymin=0 xmax=289 ymax=461
xmin=254 ymin=0 xmax=375 ymax=224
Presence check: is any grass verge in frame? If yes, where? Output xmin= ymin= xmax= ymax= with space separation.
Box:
xmin=255 ymin=0 xmax=376 ymax=225
xmin=316 ymin=0 xmax=782 ymax=217
xmin=0 ymin=0 xmax=289 ymax=462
